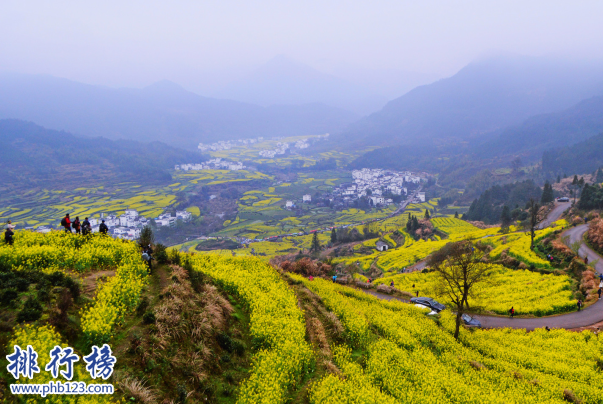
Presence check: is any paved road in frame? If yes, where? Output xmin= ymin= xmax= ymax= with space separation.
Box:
xmin=365 ymin=224 xmax=603 ymax=330
xmin=538 ymin=201 xmax=571 ymax=229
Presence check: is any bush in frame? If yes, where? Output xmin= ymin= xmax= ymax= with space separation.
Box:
xmin=142 ymin=311 xmax=156 ymax=324
xmin=155 ymin=243 xmax=168 ymax=264
xmin=17 ymin=297 xmax=43 ymax=323
xmin=0 ymin=289 xmax=19 ymax=306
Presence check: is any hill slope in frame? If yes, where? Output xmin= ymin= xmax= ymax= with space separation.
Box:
xmin=0 ymin=73 xmax=359 ymax=149
xmin=479 ymin=95 xmax=603 ymax=159
xmin=542 ymin=131 xmax=603 ymax=176
xmin=337 ymin=56 xmax=603 ymax=148
xmin=0 ymin=119 xmax=205 ymax=187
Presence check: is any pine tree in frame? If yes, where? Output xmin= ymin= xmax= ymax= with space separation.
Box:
xmin=311 ymin=232 xmax=321 ymax=253
xmin=330 ymin=228 xmax=337 ymax=244
xmin=572 ymin=175 xmax=579 ymax=185
xmin=540 ymin=181 xmax=554 ymax=204
xmin=556 ymin=175 xmax=561 ymax=183
xmin=500 ymin=205 xmax=512 ymax=229
xmin=425 ymin=209 xmax=431 ymax=219
xmin=138 ymin=226 xmax=155 ymax=248
xmin=454 ymin=211 xmax=459 ymax=219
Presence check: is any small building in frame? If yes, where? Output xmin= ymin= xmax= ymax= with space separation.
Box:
xmin=417 ymin=192 xmax=426 ymax=202
xmin=302 ymin=194 xmax=312 ymax=202
xmin=376 ymin=241 xmax=389 ymax=252
xmin=285 ymin=200 xmax=294 ymax=208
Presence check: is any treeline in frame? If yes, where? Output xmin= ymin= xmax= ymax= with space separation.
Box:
xmin=578 ymin=184 xmax=603 ymax=210
xmin=463 ymin=180 xmax=542 ymax=224
xmin=334 ymin=225 xmax=380 ymax=244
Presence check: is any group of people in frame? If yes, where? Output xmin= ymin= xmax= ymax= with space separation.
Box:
xmin=61 ymin=214 xmax=108 ymax=235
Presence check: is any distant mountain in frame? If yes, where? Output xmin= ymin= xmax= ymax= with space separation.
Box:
xmin=542 ymin=131 xmax=603 ymax=176
xmin=0 ymin=73 xmax=359 ymax=149
xmin=214 ymin=55 xmax=389 ymax=115
xmin=478 ymin=95 xmax=603 ymax=159
xmin=0 ymin=119 xmax=206 ymax=187
xmin=338 ymin=56 xmax=603 ymax=149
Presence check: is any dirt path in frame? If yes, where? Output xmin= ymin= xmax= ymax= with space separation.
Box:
xmin=82 ymin=270 xmax=115 ymax=298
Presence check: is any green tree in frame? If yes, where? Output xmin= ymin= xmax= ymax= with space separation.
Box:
xmin=540 ymin=181 xmax=554 ymax=204
xmin=557 ymin=175 xmax=561 ymax=183
xmin=311 ymin=232 xmax=321 ymax=254
xmin=424 ymin=209 xmax=431 ymax=219
xmin=330 ymin=228 xmax=337 ymax=244
xmin=454 ymin=211 xmax=459 ymax=219
xmin=500 ymin=205 xmax=512 ymax=229
xmin=139 ymin=225 xmax=155 ymax=248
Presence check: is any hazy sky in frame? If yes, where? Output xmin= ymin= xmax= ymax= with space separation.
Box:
xmin=1 ymin=0 xmax=602 ymax=96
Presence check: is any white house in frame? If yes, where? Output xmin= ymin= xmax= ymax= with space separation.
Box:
xmin=370 ymin=196 xmax=385 ymax=205
xmin=285 ymin=200 xmax=294 ymax=208
xmin=176 ymin=210 xmax=193 ymax=222
xmin=417 ymin=192 xmax=426 ymax=202
xmin=376 ymin=241 xmax=389 ymax=252
xmin=303 ymin=194 xmax=312 ymax=202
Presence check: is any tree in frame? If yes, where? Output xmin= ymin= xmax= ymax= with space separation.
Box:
xmin=511 ymin=157 xmax=522 ymax=172
xmin=330 ymin=228 xmax=337 ymax=244
xmin=424 ymin=209 xmax=431 ymax=219
xmin=310 ymin=232 xmax=321 ymax=254
xmin=454 ymin=211 xmax=459 ymax=219
xmin=139 ymin=225 xmax=155 ymax=248
xmin=500 ymin=205 xmax=512 ymax=230
xmin=528 ymin=199 xmax=540 ymax=250
xmin=557 ymin=175 xmax=561 ymax=183
xmin=540 ymin=181 xmax=554 ymax=204
xmin=428 ymin=241 xmax=492 ymax=339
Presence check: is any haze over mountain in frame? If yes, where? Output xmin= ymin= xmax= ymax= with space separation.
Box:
xmin=479 ymin=95 xmax=603 ymax=159
xmin=0 ymin=73 xmax=359 ymax=149
xmin=213 ymin=55 xmax=389 ymax=116
xmin=338 ymin=56 xmax=603 ymax=148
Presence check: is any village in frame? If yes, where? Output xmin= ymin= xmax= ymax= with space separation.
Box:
xmin=175 ymin=158 xmax=246 ymax=171
xmin=31 ymin=209 xmax=193 ymax=240
xmin=283 ymin=168 xmax=427 ymax=211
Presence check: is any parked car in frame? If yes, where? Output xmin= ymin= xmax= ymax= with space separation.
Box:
xmin=461 ymin=313 xmax=482 ymax=327
xmin=410 ymin=297 xmax=446 ymax=312
xmin=558 ymin=197 xmax=570 ymax=202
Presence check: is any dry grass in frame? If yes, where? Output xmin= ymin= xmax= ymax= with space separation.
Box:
xmin=118 ymin=377 xmax=158 ymax=404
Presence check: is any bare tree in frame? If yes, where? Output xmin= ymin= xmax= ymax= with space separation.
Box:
xmin=429 ymin=241 xmax=492 ymax=339
xmin=528 ymin=198 xmax=540 ymax=250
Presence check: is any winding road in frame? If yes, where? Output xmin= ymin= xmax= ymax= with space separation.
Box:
xmin=366 ymin=202 xmax=603 ymax=330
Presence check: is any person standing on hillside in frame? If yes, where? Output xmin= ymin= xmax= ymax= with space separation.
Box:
xmin=509 ymin=307 xmax=515 ymax=318
xmin=4 ymin=226 xmax=14 ymax=246
xmin=61 ymin=214 xmax=72 ymax=232
xmin=73 ymin=217 xmax=81 ymax=234
xmin=577 ymin=300 xmax=583 ymax=311
xmin=99 ymin=220 xmax=108 ymax=235
xmin=82 ymin=217 xmax=91 ymax=236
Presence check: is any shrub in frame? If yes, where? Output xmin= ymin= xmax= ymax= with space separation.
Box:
xmin=17 ymin=296 xmax=43 ymax=322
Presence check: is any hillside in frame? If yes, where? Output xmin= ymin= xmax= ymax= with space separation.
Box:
xmin=336 ymin=56 xmax=603 ymax=149
xmin=214 ymin=55 xmax=389 ymax=115
xmin=0 ymin=119 xmax=205 ymax=187
xmin=0 ymin=73 xmax=359 ymax=149
xmin=542 ymin=131 xmax=603 ymax=176
xmin=480 ymin=96 xmax=603 ymax=160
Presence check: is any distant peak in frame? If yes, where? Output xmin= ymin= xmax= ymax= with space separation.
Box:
xmin=144 ymin=79 xmax=186 ymax=92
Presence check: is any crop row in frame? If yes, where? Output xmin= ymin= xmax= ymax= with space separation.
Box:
xmin=191 ymin=254 xmax=313 ymax=404
xmin=298 ymin=277 xmax=603 ymax=403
